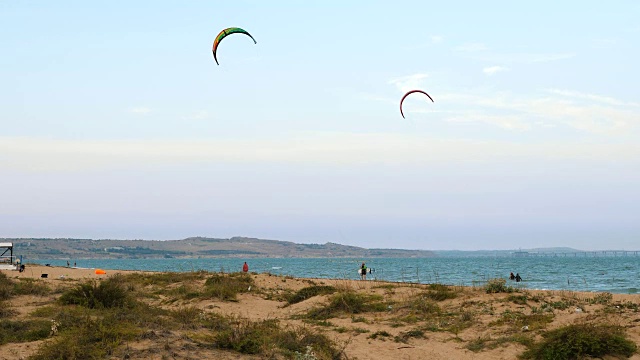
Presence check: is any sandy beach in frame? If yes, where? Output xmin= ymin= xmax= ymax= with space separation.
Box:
xmin=2 ymin=264 xmax=639 ymax=360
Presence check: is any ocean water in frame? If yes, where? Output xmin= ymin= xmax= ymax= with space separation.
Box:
xmin=29 ymin=256 xmax=640 ymax=294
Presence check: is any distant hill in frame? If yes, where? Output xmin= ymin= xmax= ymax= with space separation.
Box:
xmin=3 ymin=237 xmax=436 ymax=260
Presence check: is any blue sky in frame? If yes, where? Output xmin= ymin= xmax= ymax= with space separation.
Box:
xmin=1 ymin=1 xmax=639 ymax=250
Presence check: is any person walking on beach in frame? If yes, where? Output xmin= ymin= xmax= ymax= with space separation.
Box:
xmin=360 ymin=263 xmax=367 ymax=280
xmin=242 ymin=262 xmax=249 ymax=273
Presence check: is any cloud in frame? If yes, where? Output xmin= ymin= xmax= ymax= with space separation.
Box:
xmin=430 ymin=35 xmax=443 ymax=44
xmin=388 ymin=73 xmax=429 ymax=93
xmin=2 ymin=134 xmax=640 ymax=173
xmin=446 ymin=112 xmax=531 ymax=131
xmin=435 ymin=89 xmax=640 ymax=135
xmin=130 ymin=107 xmax=152 ymax=115
xmin=472 ymin=52 xmax=576 ymax=64
xmin=483 ymin=66 xmax=509 ymax=76
xmin=181 ymin=110 xmax=210 ymax=121
xmin=453 ymin=43 xmax=488 ymax=52
xmin=546 ymin=89 xmax=639 ymax=107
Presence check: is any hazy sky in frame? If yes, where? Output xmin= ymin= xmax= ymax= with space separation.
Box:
xmin=1 ymin=1 xmax=639 ymax=250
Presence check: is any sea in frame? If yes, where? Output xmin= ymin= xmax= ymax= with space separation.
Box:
xmin=29 ymin=256 xmax=640 ymax=294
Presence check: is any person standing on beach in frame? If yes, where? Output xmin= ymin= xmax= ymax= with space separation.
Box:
xmin=360 ymin=263 xmax=367 ymax=280
xmin=242 ymin=262 xmax=249 ymax=272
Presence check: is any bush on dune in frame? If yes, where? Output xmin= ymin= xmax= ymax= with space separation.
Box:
xmin=520 ymin=323 xmax=637 ymax=360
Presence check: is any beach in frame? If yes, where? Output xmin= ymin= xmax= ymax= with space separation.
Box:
xmin=2 ymin=265 xmax=639 ymax=359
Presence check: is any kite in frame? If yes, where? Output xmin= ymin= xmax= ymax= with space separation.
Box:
xmin=212 ymin=27 xmax=257 ymax=65
xmin=399 ymin=90 xmax=434 ymax=118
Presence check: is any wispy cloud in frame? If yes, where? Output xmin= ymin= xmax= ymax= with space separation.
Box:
xmin=471 ymin=52 xmax=576 ymax=64
xmin=3 ymin=134 xmax=640 ymax=172
xmin=430 ymin=35 xmax=444 ymax=44
xmin=181 ymin=110 xmax=210 ymax=121
xmin=130 ymin=107 xmax=152 ymax=115
xmin=436 ymin=90 xmax=640 ymax=134
xmin=388 ymin=73 xmax=429 ymax=93
xmin=546 ymin=89 xmax=639 ymax=107
xmin=454 ymin=42 xmax=488 ymax=52
xmin=446 ymin=112 xmax=531 ymax=131
xmin=483 ymin=66 xmax=509 ymax=76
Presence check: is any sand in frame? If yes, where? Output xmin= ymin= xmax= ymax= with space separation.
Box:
xmin=2 ymin=264 xmax=639 ymax=360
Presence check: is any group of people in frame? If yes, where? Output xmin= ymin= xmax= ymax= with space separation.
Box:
xmin=509 ymin=272 xmax=522 ymax=282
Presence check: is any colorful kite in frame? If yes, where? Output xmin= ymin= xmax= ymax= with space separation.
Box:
xmin=399 ymin=90 xmax=434 ymax=118
xmin=212 ymin=27 xmax=257 ymax=65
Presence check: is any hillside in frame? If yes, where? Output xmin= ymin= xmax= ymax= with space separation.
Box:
xmin=3 ymin=237 xmax=436 ymax=260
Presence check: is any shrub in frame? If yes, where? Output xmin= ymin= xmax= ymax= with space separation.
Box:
xmin=13 ymin=278 xmax=51 ymax=296
xmin=0 ymin=319 xmax=51 ymax=345
xmin=59 ymin=276 xmax=130 ymax=309
xmin=425 ymin=284 xmax=458 ymax=301
xmin=485 ymin=278 xmax=514 ymax=294
xmin=306 ymin=291 xmax=386 ymax=320
xmin=286 ymin=285 xmax=337 ymax=305
xmin=507 ymin=294 xmax=528 ymax=305
xmin=29 ymin=314 xmax=139 ymax=360
xmin=521 ymin=323 xmax=637 ymax=360
xmin=0 ymin=272 xmax=13 ymax=300
xmin=170 ymin=306 xmax=203 ymax=330
xmin=214 ymin=318 xmax=342 ymax=359
xmin=0 ymin=301 xmax=15 ymax=318
xmin=204 ymin=272 xmax=254 ymax=301
xmin=394 ymin=329 xmax=425 ymax=343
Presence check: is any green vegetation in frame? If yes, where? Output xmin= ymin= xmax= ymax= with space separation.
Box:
xmin=490 ymin=310 xmax=554 ymax=331
xmin=485 ymin=278 xmax=515 ymax=294
xmin=203 ymin=272 xmax=254 ymax=301
xmin=507 ymin=294 xmax=528 ymax=305
xmin=213 ymin=318 xmax=343 ymax=359
xmin=305 ymin=291 xmax=388 ymax=320
xmin=368 ymin=330 xmax=392 ymax=340
xmin=286 ymin=285 xmax=337 ymax=305
xmin=424 ymin=284 xmax=458 ymax=301
xmin=521 ymin=323 xmax=637 ymax=360
xmin=0 ymin=319 xmax=51 ymax=345
xmin=394 ymin=329 xmax=425 ymax=343
xmin=0 ymin=272 xmax=13 ymax=300
xmin=59 ymin=275 xmax=130 ymax=309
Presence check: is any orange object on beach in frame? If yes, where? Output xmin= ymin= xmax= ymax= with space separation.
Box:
xmin=95 ymin=269 xmax=106 ymax=275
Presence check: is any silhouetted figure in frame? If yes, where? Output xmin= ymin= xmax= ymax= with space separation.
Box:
xmin=515 ymin=273 xmax=522 ymax=282
xmin=360 ymin=263 xmax=367 ymax=280
xmin=510 ymin=272 xmax=515 ymax=280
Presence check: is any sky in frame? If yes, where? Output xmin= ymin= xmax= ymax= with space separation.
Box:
xmin=1 ymin=1 xmax=639 ymax=250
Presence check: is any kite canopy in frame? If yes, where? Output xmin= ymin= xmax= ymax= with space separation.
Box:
xmin=399 ymin=90 xmax=434 ymax=118
xmin=212 ymin=27 xmax=257 ymax=65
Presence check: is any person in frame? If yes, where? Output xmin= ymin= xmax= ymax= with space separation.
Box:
xmin=360 ymin=263 xmax=367 ymax=280
xmin=515 ymin=273 xmax=522 ymax=282
xmin=510 ymin=272 xmax=515 ymax=280
xmin=19 ymin=264 xmax=25 ymax=273
xmin=67 ymin=261 xmax=70 ymax=267
xmin=242 ymin=262 xmax=249 ymax=272
xmin=74 ymin=262 xmax=76 ymax=267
